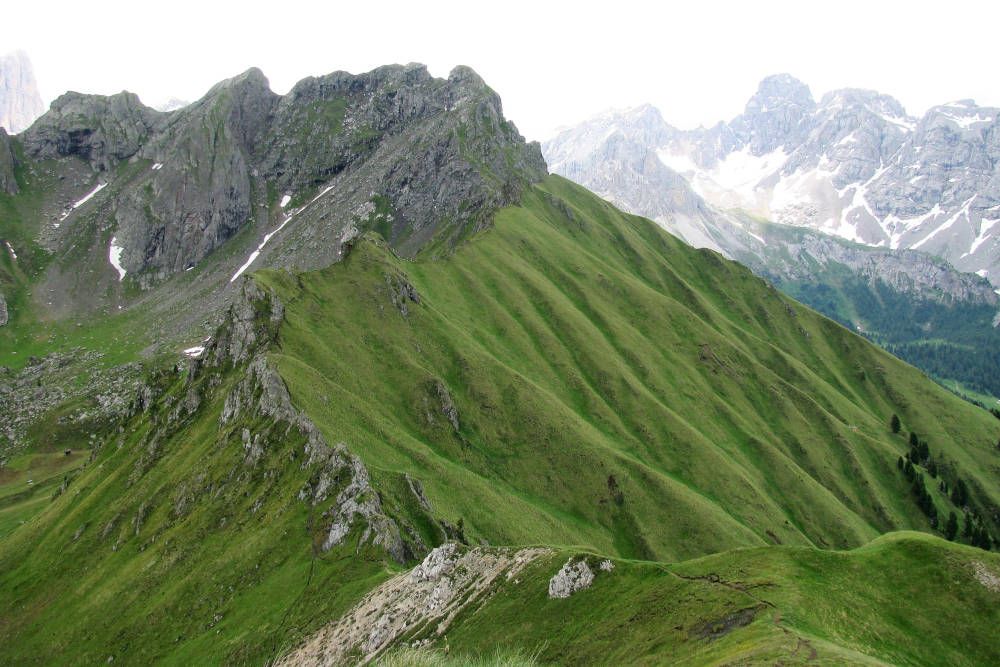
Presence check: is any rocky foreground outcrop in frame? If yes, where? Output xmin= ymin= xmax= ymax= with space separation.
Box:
xmin=276 ymin=544 xmax=553 ymax=666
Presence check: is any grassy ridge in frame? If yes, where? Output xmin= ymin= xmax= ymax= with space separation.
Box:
xmin=441 ymin=533 xmax=1000 ymax=665
xmin=0 ymin=174 xmax=997 ymax=664
xmin=0 ymin=365 xmax=395 ymax=665
xmin=270 ymin=175 xmax=1000 ymax=561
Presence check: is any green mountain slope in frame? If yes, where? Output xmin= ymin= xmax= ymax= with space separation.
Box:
xmin=2 ymin=175 xmax=997 ymax=664
xmin=269 ymin=175 xmax=999 ymax=559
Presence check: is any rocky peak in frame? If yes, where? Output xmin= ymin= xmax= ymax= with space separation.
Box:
xmin=179 ymin=67 xmax=278 ymax=155
xmin=745 ymin=74 xmax=815 ymax=114
xmin=14 ymin=63 xmax=545 ymax=297
xmin=0 ymin=50 xmax=44 ymax=134
xmin=21 ymin=90 xmax=158 ymax=170
xmin=734 ymin=74 xmax=815 ymax=154
xmin=543 ymin=104 xmax=675 ymax=175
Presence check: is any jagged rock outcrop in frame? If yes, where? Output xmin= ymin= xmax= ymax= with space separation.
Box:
xmin=548 ymin=558 xmax=596 ymax=598
xmin=19 ymin=63 xmax=545 ymax=291
xmin=219 ymin=353 xmax=407 ymax=562
xmin=208 ymin=277 xmax=285 ymax=366
xmin=0 ymin=128 xmax=17 ymax=194
xmin=22 ymin=90 xmax=158 ymax=171
xmin=210 ymin=278 xmax=408 ymax=562
xmin=0 ymin=293 xmax=7 ymax=326
xmin=113 ymin=70 xmax=275 ymax=283
xmin=276 ymin=544 xmax=551 ymax=666
xmin=0 ymin=51 xmax=44 ymax=134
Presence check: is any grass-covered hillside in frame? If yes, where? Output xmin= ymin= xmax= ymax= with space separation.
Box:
xmin=269 ymin=175 xmax=1000 ymax=560
xmin=1 ymin=175 xmax=998 ymax=664
xmin=435 ymin=533 xmax=1000 ymax=665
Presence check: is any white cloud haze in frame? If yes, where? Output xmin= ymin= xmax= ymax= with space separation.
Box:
xmin=6 ymin=0 xmax=999 ymax=140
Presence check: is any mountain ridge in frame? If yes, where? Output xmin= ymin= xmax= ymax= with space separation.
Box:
xmin=546 ymin=74 xmax=1000 ymax=284
xmin=1 ymin=64 xmax=998 ymax=665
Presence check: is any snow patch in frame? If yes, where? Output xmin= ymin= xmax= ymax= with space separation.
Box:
xmin=280 ymin=194 xmax=291 ymax=208
xmin=108 ymin=237 xmax=127 ymax=281
xmin=230 ymin=184 xmax=335 ymax=283
xmin=4 ymin=241 xmax=16 ymax=259
xmin=964 ymin=218 xmax=999 ymax=257
xmin=183 ymin=346 xmax=205 ymax=358
xmin=882 ymin=204 xmax=943 ymax=250
xmin=939 ymin=112 xmax=994 ymax=129
xmin=656 ymin=149 xmax=701 ymax=175
xmin=835 ymin=132 xmax=858 ymax=146
xmin=151 ymin=162 xmax=163 ymax=171
xmin=60 ymin=181 xmax=108 ymax=220
xmin=912 ymin=195 xmax=976 ymax=250
xmin=670 ymin=146 xmax=789 ymax=211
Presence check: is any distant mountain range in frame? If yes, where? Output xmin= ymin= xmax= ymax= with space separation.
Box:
xmin=543 ymin=79 xmax=1000 ymax=399
xmin=547 ymin=75 xmax=1000 ymax=284
xmin=0 ymin=51 xmax=44 ymax=134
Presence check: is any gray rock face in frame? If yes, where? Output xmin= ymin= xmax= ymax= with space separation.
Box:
xmin=0 ymin=51 xmax=44 ymax=134
xmin=0 ymin=293 xmax=7 ymax=326
xmin=116 ymin=70 xmax=273 ymax=284
xmin=275 ymin=545 xmax=551 ymax=666
xmin=212 ymin=280 xmax=407 ymax=562
xmin=548 ymin=558 xmax=595 ymax=598
xmin=19 ymin=64 xmax=545 ymax=290
xmin=545 ymin=76 xmax=1000 ymax=286
xmin=731 ymin=74 xmax=817 ymax=156
xmin=748 ymin=229 xmax=999 ymax=305
xmin=22 ymin=91 xmax=158 ymax=171
xmin=547 ymin=113 xmax=725 ymax=253
xmin=543 ymin=104 xmax=995 ymax=302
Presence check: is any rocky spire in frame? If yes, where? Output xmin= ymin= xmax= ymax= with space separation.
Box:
xmin=0 ymin=51 xmax=45 ymax=134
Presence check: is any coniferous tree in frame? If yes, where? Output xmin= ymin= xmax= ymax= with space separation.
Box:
xmin=951 ymin=478 xmax=969 ymax=507
xmin=945 ymin=512 xmax=959 ymax=540
xmin=963 ymin=512 xmax=974 ymax=539
xmin=891 ymin=414 xmax=901 ymax=433
xmin=909 ymin=431 xmax=919 ymax=448
xmin=897 ymin=456 xmax=904 ymax=470
xmin=972 ymin=523 xmax=991 ymax=550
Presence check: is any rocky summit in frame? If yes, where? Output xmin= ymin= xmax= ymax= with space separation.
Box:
xmin=0 ymin=51 xmax=44 ymax=135
xmin=1 ymin=62 xmax=999 ymax=667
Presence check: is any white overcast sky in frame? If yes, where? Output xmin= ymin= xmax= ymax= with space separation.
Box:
xmin=6 ymin=0 xmax=999 ymax=140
